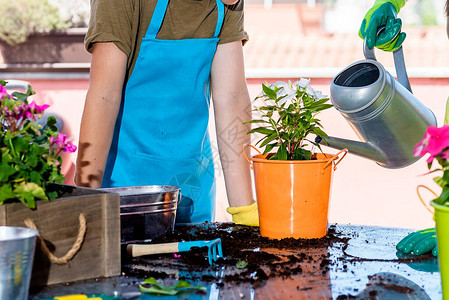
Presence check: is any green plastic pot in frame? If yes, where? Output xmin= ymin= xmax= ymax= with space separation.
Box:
xmin=431 ymin=200 xmax=449 ymax=299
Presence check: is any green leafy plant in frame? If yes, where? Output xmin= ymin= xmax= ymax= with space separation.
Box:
xmin=245 ymin=79 xmax=333 ymax=160
xmin=0 ymin=0 xmax=69 ymax=45
xmin=139 ymin=277 xmax=206 ymax=295
xmin=236 ymin=259 xmax=248 ymax=269
xmin=0 ymin=81 xmax=76 ymax=208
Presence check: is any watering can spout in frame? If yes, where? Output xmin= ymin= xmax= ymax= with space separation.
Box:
xmin=316 ymin=136 xmax=388 ymax=166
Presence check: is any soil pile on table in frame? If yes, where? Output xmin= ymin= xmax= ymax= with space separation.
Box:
xmin=122 ymin=222 xmax=348 ymax=284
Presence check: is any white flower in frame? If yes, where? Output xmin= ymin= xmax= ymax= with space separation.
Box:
xmin=276 ymin=83 xmax=296 ymax=105
xmin=292 ymin=78 xmax=329 ymax=100
xmin=293 ymin=78 xmax=310 ymax=89
xmin=293 ymin=78 xmax=316 ymax=98
xmin=314 ymin=90 xmax=328 ymax=100
xmin=306 ymin=86 xmax=316 ymax=97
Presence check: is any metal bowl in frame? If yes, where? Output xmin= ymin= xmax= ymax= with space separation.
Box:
xmin=102 ymin=185 xmax=180 ymax=243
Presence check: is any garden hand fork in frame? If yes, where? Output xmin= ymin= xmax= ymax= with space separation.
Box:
xmin=127 ymin=238 xmax=223 ymax=265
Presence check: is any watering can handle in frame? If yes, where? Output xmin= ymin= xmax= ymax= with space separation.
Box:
xmin=363 ymin=33 xmax=412 ymax=93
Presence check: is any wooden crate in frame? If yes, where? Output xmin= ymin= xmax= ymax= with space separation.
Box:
xmin=0 ymin=185 xmax=121 ymax=286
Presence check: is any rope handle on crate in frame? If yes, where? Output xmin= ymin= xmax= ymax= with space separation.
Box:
xmin=24 ymin=213 xmax=87 ymax=264
xmin=416 ymin=185 xmax=438 ymax=215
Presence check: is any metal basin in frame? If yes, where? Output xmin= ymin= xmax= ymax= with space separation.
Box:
xmin=102 ymin=185 xmax=180 ymax=243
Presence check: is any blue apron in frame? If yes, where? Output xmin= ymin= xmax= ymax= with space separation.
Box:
xmin=103 ymin=0 xmax=224 ymax=224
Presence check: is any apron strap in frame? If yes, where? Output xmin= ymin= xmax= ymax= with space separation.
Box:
xmin=146 ymin=0 xmax=170 ymax=39
xmin=146 ymin=0 xmax=225 ymax=40
xmin=213 ymin=0 xmax=225 ymax=38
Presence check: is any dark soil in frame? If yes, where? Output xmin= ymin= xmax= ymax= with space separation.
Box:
xmin=120 ymin=223 xmax=437 ymax=298
xmin=122 ymin=222 xmax=348 ymax=284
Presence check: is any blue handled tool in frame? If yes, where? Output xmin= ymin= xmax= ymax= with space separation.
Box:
xmin=127 ymin=238 xmax=223 ymax=265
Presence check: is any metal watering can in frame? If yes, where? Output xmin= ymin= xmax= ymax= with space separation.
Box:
xmin=319 ymin=41 xmax=437 ymax=168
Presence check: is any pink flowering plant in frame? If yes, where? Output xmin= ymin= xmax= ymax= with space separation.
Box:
xmin=0 ymin=81 xmax=76 ymax=208
xmin=413 ymin=125 xmax=449 ymax=206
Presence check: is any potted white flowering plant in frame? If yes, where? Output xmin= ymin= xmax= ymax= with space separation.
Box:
xmin=0 ymin=80 xmax=121 ymax=287
xmin=243 ymin=79 xmax=347 ymax=240
xmin=247 ymin=79 xmax=333 ymax=160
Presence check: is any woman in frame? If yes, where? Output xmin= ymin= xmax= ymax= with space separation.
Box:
xmin=75 ymin=0 xmax=258 ymax=226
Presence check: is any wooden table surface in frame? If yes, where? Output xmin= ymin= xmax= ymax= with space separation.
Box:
xmin=29 ymin=224 xmax=442 ymax=300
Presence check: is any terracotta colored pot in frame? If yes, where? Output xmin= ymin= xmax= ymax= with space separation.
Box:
xmin=243 ymin=145 xmax=347 ymax=239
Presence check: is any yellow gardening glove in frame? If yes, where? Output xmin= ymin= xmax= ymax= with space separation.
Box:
xmin=54 ymin=295 xmax=103 ymax=300
xmin=54 ymin=295 xmax=89 ymax=300
xmin=226 ymin=201 xmax=259 ymax=226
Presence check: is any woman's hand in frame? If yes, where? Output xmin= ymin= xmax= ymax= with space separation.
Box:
xmin=359 ymin=0 xmax=407 ymax=52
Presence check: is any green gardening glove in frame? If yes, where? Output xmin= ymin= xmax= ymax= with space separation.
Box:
xmin=359 ymin=0 xmax=407 ymax=52
xmin=396 ymin=228 xmax=438 ymax=257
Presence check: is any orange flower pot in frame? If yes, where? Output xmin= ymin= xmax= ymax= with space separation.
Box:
xmin=243 ymin=145 xmax=347 ymax=239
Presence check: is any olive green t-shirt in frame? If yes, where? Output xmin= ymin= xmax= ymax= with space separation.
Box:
xmin=85 ymin=0 xmax=248 ymax=79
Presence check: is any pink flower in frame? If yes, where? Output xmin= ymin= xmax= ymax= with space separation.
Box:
xmin=24 ymin=102 xmax=50 ymax=120
xmin=413 ymin=132 xmax=430 ymax=157
xmin=50 ymin=133 xmax=77 ymax=153
xmin=28 ymin=101 xmax=49 ymax=114
xmin=63 ymin=142 xmax=77 ymax=153
xmin=0 ymin=85 xmax=10 ymax=99
xmin=1 ymin=103 xmax=29 ymax=132
xmin=414 ymin=125 xmax=449 ymax=163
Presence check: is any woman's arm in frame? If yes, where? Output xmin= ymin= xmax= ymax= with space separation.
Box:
xmin=210 ymin=41 xmax=253 ymax=208
xmin=75 ymin=42 xmax=127 ymax=188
